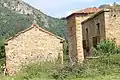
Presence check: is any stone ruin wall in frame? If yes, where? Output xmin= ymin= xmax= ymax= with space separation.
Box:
xmin=67 ymin=15 xmax=77 ymax=65
xmin=75 ymin=15 xmax=90 ymax=62
xmin=82 ymin=12 xmax=106 ymax=56
xmin=67 ymin=14 xmax=91 ymax=64
xmin=105 ymin=7 xmax=120 ymax=45
xmin=5 ymin=27 xmax=63 ymax=75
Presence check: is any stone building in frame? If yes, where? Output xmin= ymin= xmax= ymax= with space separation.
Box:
xmin=66 ymin=8 xmax=100 ymax=64
xmin=82 ymin=6 xmax=120 ymax=56
xmin=67 ymin=6 xmax=120 ymax=63
xmin=5 ymin=24 xmax=64 ymax=75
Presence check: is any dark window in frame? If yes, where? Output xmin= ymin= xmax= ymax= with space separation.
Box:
xmin=96 ymin=23 xmax=100 ymax=42
xmin=86 ymin=28 xmax=89 ymax=52
xmin=70 ymin=27 xmax=72 ymax=31
xmin=96 ymin=23 xmax=100 ymax=36
xmin=93 ymin=37 xmax=98 ymax=48
xmin=92 ymin=36 xmax=101 ymax=48
xmin=114 ymin=15 xmax=116 ymax=17
xmin=86 ymin=28 xmax=89 ymax=41
xmin=83 ymin=40 xmax=86 ymax=49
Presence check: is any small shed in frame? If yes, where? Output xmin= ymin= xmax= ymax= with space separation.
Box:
xmin=5 ymin=24 xmax=64 ymax=75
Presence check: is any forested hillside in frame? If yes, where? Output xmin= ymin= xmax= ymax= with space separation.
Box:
xmin=0 ymin=0 xmax=66 ymax=39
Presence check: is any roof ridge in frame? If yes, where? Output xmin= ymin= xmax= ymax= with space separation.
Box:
xmin=66 ymin=7 xmax=101 ymax=19
xmin=5 ymin=24 xmax=64 ymax=42
xmin=81 ymin=9 xmax=110 ymax=24
xmin=75 ymin=7 xmax=101 ymax=14
xmin=33 ymin=24 xmax=65 ymax=40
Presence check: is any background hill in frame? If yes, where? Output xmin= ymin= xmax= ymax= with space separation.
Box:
xmin=0 ymin=0 xmax=66 ymax=39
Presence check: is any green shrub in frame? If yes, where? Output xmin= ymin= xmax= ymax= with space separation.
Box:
xmin=0 ymin=38 xmax=5 ymax=75
xmin=93 ymin=39 xmax=120 ymax=56
xmin=63 ymin=41 xmax=69 ymax=62
xmin=0 ymin=38 xmax=5 ymax=59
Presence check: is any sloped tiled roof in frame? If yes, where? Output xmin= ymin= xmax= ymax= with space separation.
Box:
xmin=66 ymin=7 xmax=101 ymax=18
xmin=5 ymin=24 xmax=64 ymax=42
xmin=75 ymin=7 xmax=101 ymax=14
xmin=81 ymin=9 xmax=110 ymax=24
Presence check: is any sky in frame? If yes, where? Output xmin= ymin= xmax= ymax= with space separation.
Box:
xmin=24 ymin=0 xmax=120 ymax=18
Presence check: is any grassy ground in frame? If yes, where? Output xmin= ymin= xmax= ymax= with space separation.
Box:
xmin=0 ymin=73 xmax=120 ymax=80
xmin=72 ymin=75 xmax=120 ymax=80
xmin=0 ymin=54 xmax=120 ymax=80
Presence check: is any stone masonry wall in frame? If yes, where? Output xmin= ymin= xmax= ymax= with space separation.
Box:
xmin=75 ymin=14 xmax=90 ymax=62
xmin=67 ymin=14 xmax=91 ymax=64
xmin=5 ymin=26 xmax=63 ymax=75
xmin=67 ymin=15 xmax=77 ymax=65
xmin=105 ymin=8 xmax=120 ymax=45
xmin=82 ymin=12 xmax=106 ymax=56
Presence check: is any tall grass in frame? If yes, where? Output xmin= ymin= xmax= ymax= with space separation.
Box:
xmin=0 ymin=54 xmax=120 ymax=80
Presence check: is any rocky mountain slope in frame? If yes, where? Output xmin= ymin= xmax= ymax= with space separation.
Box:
xmin=0 ymin=0 xmax=66 ymax=39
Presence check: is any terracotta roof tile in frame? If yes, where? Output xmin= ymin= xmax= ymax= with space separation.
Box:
xmin=74 ymin=7 xmax=101 ymax=14
xmin=66 ymin=7 xmax=101 ymax=18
